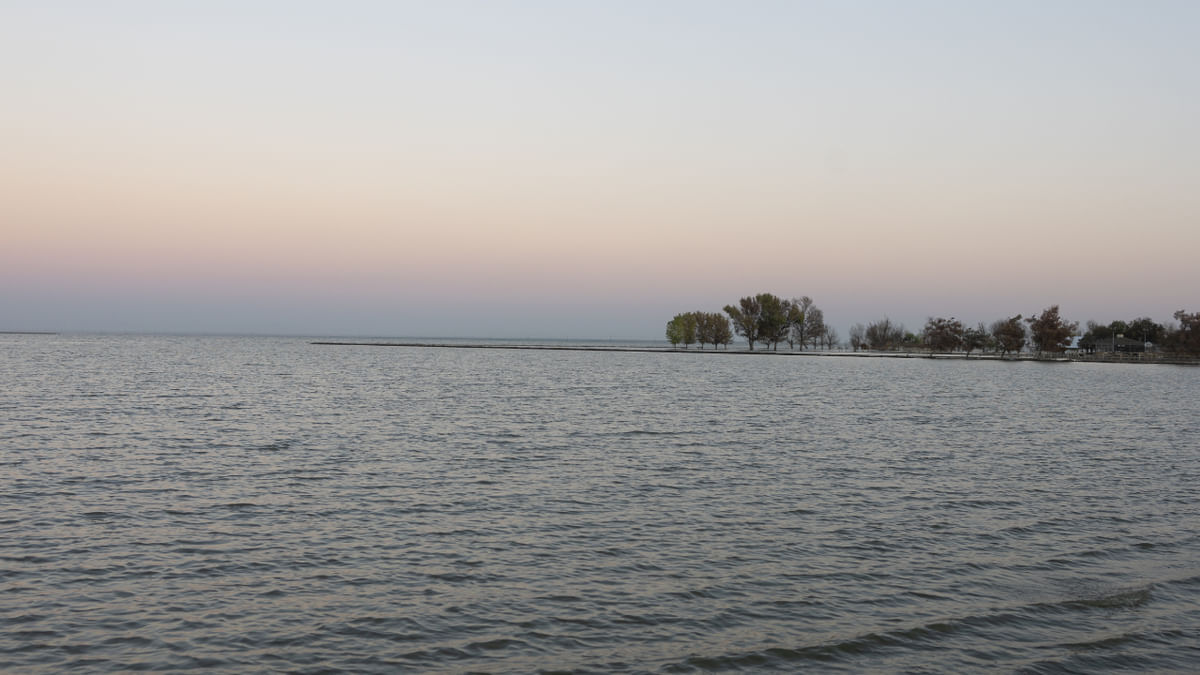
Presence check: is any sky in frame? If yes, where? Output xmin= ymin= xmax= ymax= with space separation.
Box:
xmin=3 ymin=1 xmax=1198 ymax=338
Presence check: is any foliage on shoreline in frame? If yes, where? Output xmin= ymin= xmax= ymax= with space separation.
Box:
xmin=716 ymin=293 xmax=835 ymax=351
xmin=666 ymin=311 xmax=733 ymax=349
xmin=666 ymin=298 xmax=1200 ymax=355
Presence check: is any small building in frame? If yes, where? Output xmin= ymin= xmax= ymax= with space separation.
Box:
xmin=1078 ymin=334 xmax=1154 ymax=354
xmin=1102 ymin=336 xmax=1148 ymax=353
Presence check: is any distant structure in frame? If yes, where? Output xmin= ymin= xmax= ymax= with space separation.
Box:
xmin=1079 ymin=334 xmax=1152 ymax=354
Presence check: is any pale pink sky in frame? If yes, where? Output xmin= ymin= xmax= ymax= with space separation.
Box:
xmin=3 ymin=2 xmax=1197 ymax=337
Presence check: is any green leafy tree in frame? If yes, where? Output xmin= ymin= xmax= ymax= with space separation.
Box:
xmin=666 ymin=317 xmax=682 ymax=347
xmin=681 ymin=312 xmax=697 ymax=348
xmin=1026 ymin=305 xmax=1077 ymax=353
xmin=693 ymin=311 xmax=732 ymax=349
xmin=788 ymin=296 xmax=816 ymax=350
xmin=724 ymin=296 xmax=763 ymax=350
xmin=757 ymin=293 xmax=791 ymax=351
xmin=803 ymin=307 xmax=826 ymax=349
xmin=710 ymin=312 xmax=734 ymax=349
xmin=665 ymin=313 xmax=696 ymax=348
xmin=991 ymin=315 xmax=1026 ymax=357
xmin=694 ymin=311 xmax=712 ymax=348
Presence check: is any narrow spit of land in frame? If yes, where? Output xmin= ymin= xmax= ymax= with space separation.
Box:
xmin=310 ymin=341 xmax=1070 ymax=361
xmin=311 ymin=341 xmax=1200 ymax=364
xmin=312 ymin=341 xmax=744 ymax=355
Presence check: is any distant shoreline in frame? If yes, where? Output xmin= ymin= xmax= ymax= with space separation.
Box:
xmin=310 ymin=341 xmax=1198 ymax=365
xmin=309 ymin=340 xmax=1054 ymax=359
xmin=0 ymin=331 xmax=57 ymax=335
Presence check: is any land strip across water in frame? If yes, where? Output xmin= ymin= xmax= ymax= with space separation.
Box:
xmin=310 ymin=341 xmax=1066 ymax=360
xmin=311 ymin=341 xmax=1200 ymax=364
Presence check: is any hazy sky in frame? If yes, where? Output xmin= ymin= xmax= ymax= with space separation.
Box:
xmin=4 ymin=1 xmax=1197 ymax=338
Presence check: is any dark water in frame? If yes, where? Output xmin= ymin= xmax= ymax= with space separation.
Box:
xmin=3 ymin=334 xmax=1199 ymax=673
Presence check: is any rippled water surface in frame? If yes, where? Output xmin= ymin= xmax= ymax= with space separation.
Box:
xmin=3 ymin=334 xmax=1200 ymax=672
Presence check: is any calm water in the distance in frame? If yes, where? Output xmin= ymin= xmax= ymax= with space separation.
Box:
xmin=3 ymin=334 xmax=1199 ymax=672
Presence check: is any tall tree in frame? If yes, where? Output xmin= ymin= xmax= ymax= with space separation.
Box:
xmin=694 ymin=311 xmax=733 ymax=349
xmin=1125 ymin=317 xmax=1165 ymax=345
xmin=803 ymin=307 xmax=826 ymax=349
xmin=820 ymin=324 xmax=839 ymax=350
xmin=788 ymin=296 xmax=816 ymax=350
xmin=694 ymin=312 xmax=711 ymax=348
xmin=665 ymin=312 xmax=697 ymax=348
xmin=757 ymin=293 xmax=791 ymax=351
xmin=865 ymin=318 xmax=904 ymax=351
xmin=724 ymin=296 xmax=763 ymax=350
xmin=666 ymin=315 xmax=684 ymax=347
xmin=923 ymin=316 xmax=964 ymax=353
xmin=962 ymin=322 xmax=989 ymax=357
xmin=1026 ymin=305 xmax=1077 ymax=353
xmin=680 ymin=312 xmax=697 ymax=349
xmin=1168 ymin=310 xmax=1200 ymax=354
xmin=848 ymin=323 xmax=866 ymax=352
xmin=710 ymin=313 xmax=734 ymax=349
xmin=991 ymin=315 xmax=1026 ymax=357
xmin=785 ymin=301 xmax=805 ymax=349
xmin=1079 ymin=320 xmax=1112 ymax=353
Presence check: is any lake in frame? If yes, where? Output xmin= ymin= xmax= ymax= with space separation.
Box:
xmin=2 ymin=334 xmax=1199 ymax=672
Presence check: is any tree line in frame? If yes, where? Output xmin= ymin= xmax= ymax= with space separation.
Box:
xmin=667 ymin=299 xmax=1200 ymax=355
xmin=665 ymin=311 xmax=734 ymax=349
xmin=844 ymin=307 xmax=1075 ymax=356
xmin=666 ymin=293 xmax=836 ymax=350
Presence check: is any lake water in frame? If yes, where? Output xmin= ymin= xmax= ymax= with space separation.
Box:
xmin=3 ymin=334 xmax=1199 ymax=672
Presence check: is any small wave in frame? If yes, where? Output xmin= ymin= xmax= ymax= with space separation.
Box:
xmin=664 ymin=603 xmax=1076 ymax=671
xmin=81 ymin=510 xmax=128 ymax=519
xmin=1 ymin=555 xmax=52 ymax=564
xmin=1062 ymin=587 xmax=1151 ymax=610
xmin=426 ymin=571 xmax=485 ymax=583
xmin=667 ymin=623 xmax=966 ymax=670
xmin=1061 ymin=632 xmax=1139 ymax=651
xmin=539 ymin=594 xmax=584 ymax=603
xmin=101 ymin=635 xmax=155 ymax=647
xmin=464 ymin=637 xmax=531 ymax=652
xmin=667 ymin=589 xmax=716 ymax=600
xmin=9 ymin=629 xmax=60 ymax=639
xmin=2 ymin=614 xmax=49 ymax=625
xmin=397 ymin=646 xmax=471 ymax=662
